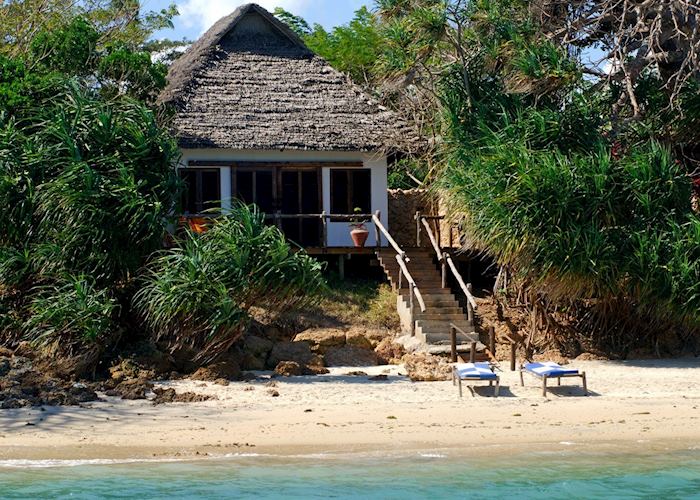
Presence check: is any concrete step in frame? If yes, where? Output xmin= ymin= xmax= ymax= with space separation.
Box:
xmin=415 ymin=313 xmax=468 ymax=321
xmin=402 ymin=298 xmax=460 ymax=308
xmin=423 ymin=329 xmax=476 ymax=341
xmin=416 ymin=319 xmax=473 ymax=330
xmin=398 ymin=288 xmax=451 ymax=294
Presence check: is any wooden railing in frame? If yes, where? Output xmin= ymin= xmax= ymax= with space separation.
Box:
xmin=262 ymin=211 xmax=375 ymax=249
xmin=372 ymin=212 xmax=426 ymax=336
xmin=416 ymin=211 xmax=477 ymax=320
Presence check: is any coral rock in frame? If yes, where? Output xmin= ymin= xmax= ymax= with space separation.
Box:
xmin=267 ymin=341 xmax=315 ymax=368
xmin=274 ymin=361 xmax=302 ymax=377
xmin=293 ymin=329 xmax=346 ymax=353
xmin=402 ymin=353 xmax=451 ymax=381
xmin=324 ymin=345 xmax=378 ymax=367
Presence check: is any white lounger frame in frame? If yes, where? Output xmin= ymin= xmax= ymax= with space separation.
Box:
xmin=519 ymin=364 xmax=587 ymax=397
xmin=452 ymin=366 xmax=500 ymax=398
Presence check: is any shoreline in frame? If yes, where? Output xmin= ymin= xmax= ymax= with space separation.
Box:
xmin=1 ymin=437 xmax=699 ymax=465
xmin=2 ymin=359 xmax=700 ymax=462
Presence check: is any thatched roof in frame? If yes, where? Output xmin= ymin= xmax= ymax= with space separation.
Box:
xmin=161 ymin=3 xmax=405 ymax=152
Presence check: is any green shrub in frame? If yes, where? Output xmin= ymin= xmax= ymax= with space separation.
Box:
xmin=134 ymin=204 xmax=325 ymax=361
xmin=24 ymin=276 xmax=118 ymax=346
xmin=441 ymin=112 xmax=700 ymax=329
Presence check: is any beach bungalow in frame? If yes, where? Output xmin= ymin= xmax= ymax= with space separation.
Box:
xmin=160 ymin=3 xmax=481 ymax=352
xmin=160 ymin=3 xmax=402 ymax=251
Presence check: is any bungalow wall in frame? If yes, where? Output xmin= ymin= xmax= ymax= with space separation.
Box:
xmin=178 ymin=149 xmax=390 ymax=248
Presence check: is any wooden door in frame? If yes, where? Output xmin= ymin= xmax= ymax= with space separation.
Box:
xmin=279 ymin=168 xmax=321 ymax=247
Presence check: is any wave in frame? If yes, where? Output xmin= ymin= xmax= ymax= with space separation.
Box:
xmin=0 ymin=458 xmax=189 ymax=469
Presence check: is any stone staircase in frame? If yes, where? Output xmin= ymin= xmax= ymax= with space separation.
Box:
xmin=377 ymin=248 xmax=481 ymax=353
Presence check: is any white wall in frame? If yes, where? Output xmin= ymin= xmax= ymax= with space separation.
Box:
xmin=178 ymin=149 xmax=389 ymax=247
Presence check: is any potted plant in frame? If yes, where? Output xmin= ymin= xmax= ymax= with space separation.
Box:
xmin=349 ymin=207 xmax=369 ymax=247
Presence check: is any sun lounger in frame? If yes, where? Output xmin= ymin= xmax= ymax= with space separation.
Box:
xmin=452 ymin=362 xmax=500 ymax=397
xmin=520 ymin=361 xmax=587 ymax=397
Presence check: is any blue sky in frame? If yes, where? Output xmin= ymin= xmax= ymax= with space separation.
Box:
xmin=145 ymin=0 xmax=372 ymax=41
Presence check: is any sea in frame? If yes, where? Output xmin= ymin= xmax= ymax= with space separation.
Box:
xmin=1 ymin=447 xmax=699 ymax=499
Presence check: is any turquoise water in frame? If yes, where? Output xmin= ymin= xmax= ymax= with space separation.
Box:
xmin=1 ymin=449 xmax=700 ymax=499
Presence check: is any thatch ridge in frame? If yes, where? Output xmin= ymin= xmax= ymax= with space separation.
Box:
xmin=161 ymin=3 xmax=411 ymax=152
xmin=160 ymin=3 xmax=309 ymax=106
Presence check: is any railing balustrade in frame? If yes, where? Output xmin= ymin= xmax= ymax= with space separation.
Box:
xmin=416 ymin=211 xmax=477 ymax=320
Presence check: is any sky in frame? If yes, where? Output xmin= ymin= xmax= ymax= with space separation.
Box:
xmin=145 ymin=0 xmax=373 ymax=41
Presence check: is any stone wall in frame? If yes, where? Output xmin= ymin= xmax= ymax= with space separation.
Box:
xmin=388 ymin=189 xmax=433 ymax=248
xmin=388 ymin=189 xmax=462 ymax=249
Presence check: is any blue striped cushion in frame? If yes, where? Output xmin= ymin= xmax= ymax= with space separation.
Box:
xmin=455 ymin=362 xmax=497 ymax=380
xmin=524 ymin=362 xmax=578 ymax=377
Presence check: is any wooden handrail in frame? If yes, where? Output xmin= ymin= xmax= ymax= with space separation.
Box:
xmin=446 ymin=253 xmax=478 ymax=310
xmin=418 ymin=215 xmax=478 ymax=311
xmin=395 ymin=253 xmax=426 ymax=312
xmin=372 ymin=213 xmax=405 ymax=259
xmin=263 ymin=213 xmax=374 ymax=220
xmin=420 ymin=218 xmax=444 ymax=262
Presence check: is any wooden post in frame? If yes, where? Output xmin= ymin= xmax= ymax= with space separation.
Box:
xmin=467 ymin=283 xmax=474 ymax=322
xmin=374 ymin=210 xmax=381 ymax=251
xmin=489 ymin=326 xmax=496 ymax=356
xmin=415 ymin=211 xmax=421 ymax=247
xmin=275 ymin=210 xmax=282 ymax=230
xmin=450 ymin=326 xmax=457 ymax=362
xmin=321 ymin=211 xmax=328 ymax=250
xmin=510 ymin=342 xmax=516 ymax=372
xmin=409 ymin=282 xmax=416 ymax=337
xmin=436 ymin=219 xmax=441 ymax=251
xmin=441 ymin=252 xmax=447 ymax=289
xmin=469 ymin=341 xmax=476 ymax=363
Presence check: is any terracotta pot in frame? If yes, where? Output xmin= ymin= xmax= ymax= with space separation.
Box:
xmin=350 ymin=227 xmax=369 ymax=247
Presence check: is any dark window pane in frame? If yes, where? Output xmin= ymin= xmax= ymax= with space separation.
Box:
xmin=301 ymin=171 xmax=319 ymax=213
xmin=330 ymin=169 xmax=371 ymax=214
xmin=236 ymin=171 xmax=254 ymax=205
xmin=179 ymin=169 xmax=220 ymax=215
xmin=280 ymin=171 xmax=299 ymax=213
xmin=351 ymin=170 xmax=371 ymax=214
xmin=256 ymin=171 xmax=275 ymax=214
xmin=201 ymin=171 xmax=220 ymax=211
xmin=179 ymin=170 xmax=197 ymax=214
xmin=330 ymin=170 xmax=349 ymax=213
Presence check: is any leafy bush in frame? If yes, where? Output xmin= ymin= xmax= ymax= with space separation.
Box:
xmin=441 ymin=101 xmax=700 ymax=337
xmin=24 ymin=276 xmax=118 ymax=346
xmin=134 ymin=204 xmax=325 ymax=361
xmin=0 ymin=21 xmax=179 ymax=352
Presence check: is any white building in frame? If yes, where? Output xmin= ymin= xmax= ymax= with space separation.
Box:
xmin=160 ymin=3 xmax=404 ymax=249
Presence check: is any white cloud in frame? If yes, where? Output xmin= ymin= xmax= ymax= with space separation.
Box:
xmin=178 ymin=0 xmax=313 ymax=34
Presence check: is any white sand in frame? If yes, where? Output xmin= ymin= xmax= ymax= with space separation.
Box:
xmin=1 ymin=359 xmax=700 ymax=460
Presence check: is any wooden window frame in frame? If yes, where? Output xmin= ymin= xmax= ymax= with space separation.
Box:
xmin=330 ymin=168 xmax=372 ymax=215
xmin=179 ymin=167 xmax=221 ymax=216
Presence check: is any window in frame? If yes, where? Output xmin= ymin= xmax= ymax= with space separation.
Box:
xmin=179 ymin=168 xmax=221 ymax=215
xmin=330 ymin=169 xmax=371 ymax=214
xmin=232 ymin=168 xmax=276 ymax=214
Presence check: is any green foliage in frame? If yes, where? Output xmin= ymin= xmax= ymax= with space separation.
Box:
xmin=0 ymin=17 xmax=180 ymax=350
xmin=388 ymin=158 xmax=429 ymax=189
xmin=304 ymin=276 xmax=400 ymax=331
xmin=273 ymin=7 xmax=311 ymax=36
xmin=30 ymin=17 xmax=100 ymax=75
xmin=135 ymin=204 xmax=325 ymax=360
xmin=1 ymin=0 xmax=178 ymax=57
xmin=24 ymin=276 xmax=118 ymax=345
xmin=276 ymin=6 xmax=383 ymax=84
xmin=432 ymin=0 xmax=700 ymax=337
xmin=98 ymin=43 xmax=168 ymax=102
xmin=1 ymin=81 xmax=179 ymax=288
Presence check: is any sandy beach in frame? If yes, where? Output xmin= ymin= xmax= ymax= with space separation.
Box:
xmin=1 ymin=359 xmax=700 ymax=462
